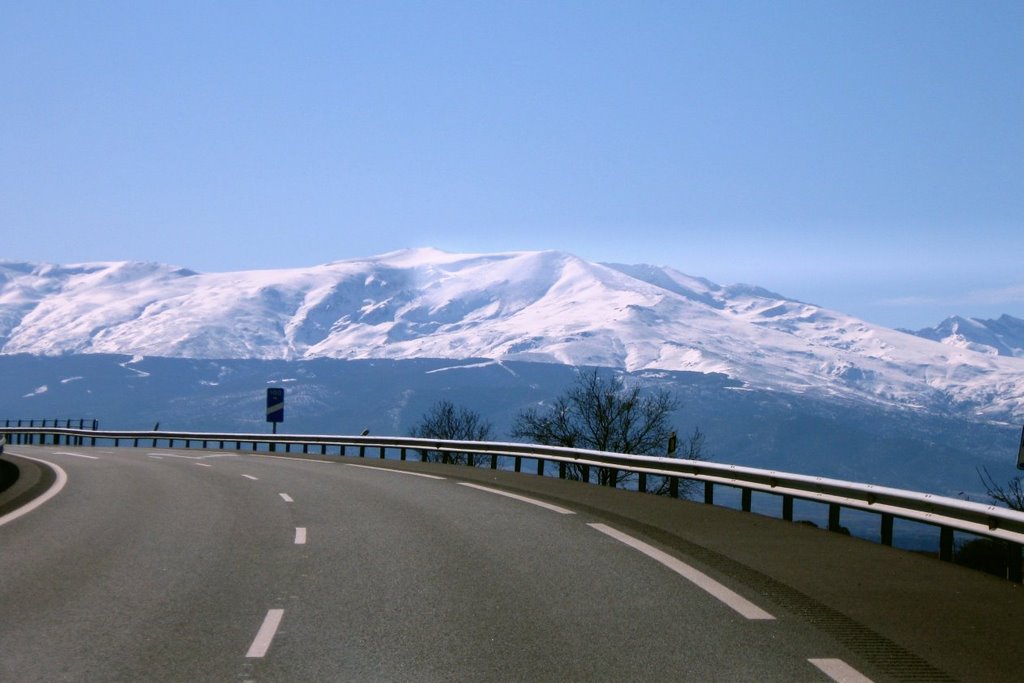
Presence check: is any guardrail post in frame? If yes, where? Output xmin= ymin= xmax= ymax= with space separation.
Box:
xmin=828 ymin=504 xmax=842 ymax=532
xmin=359 ymin=445 xmax=365 ymax=458
xmin=782 ymin=495 xmax=794 ymax=521
xmin=741 ymin=488 xmax=752 ymax=512
xmin=881 ymin=514 xmax=894 ymax=546
xmin=638 ymin=472 xmax=647 ymax=494
xmin=704 ymin=481 xmax=714 ymax=505
xmin=270 ymin=442 xmax=276 ymax=453
xmin=536 ymin=458 xmax=544 ymax=476
xmin=670 ymin=476 xmax=679 ymax=498
xmin=940 ymin=527 xmax=954 ymax=562
xmin=400 ymin=447 xmax=407 ymax=461
xmin=607 ymin=468 xmax=618 ymax=486
xmin=581 ymin=464 xmax=590 ymax=483
xmin=514 ymin=455 xmax=521 ymax=472
xmin=1008 ymin=543 xmax=1022 ymax=583
xmin=380 ymin=446 xmax=386 ymax=460
xmin=559 ymin=462 xmax=566 ymax=479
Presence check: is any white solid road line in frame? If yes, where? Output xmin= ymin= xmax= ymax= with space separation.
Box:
xmin=279 ymin=493 xmax=294 ymax=503
xmin=457 ymin=482 xmax=575 ymax=515
xmin=345 ymin=462 xmax=446 ymax=480
xmin=242 ymin=474 xmax=259 ymax=481
xmin=588 ymin=523 xmax=775 ymax=621
xmin=52 ymin=451 xmax=99 ymax=460
xmin=809 ymin=658 xmax=874 ymax=683
xmin=147 ymin=455 xmax=164 ymax=460
xmin=246 ymin=609 xmax=284 ymax=658
xmin=194 ymin=462 xmax=213 ymax=468
xmin=294 ymin=527 xmax=307 ymax=544
xmin=0 ymin=453 xmax=69 ymax=528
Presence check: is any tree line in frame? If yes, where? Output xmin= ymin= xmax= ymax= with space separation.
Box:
xmin=409 ymin=368 xmax=707 ymax=496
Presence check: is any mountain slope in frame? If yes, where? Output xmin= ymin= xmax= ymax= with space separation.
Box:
xmin=2 ymin=249 xmax=1023 ymax=421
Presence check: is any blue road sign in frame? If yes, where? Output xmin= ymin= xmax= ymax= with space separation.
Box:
xmin=267 ymin=388 xmax=284 ymax=423
xmin=1017 ymin=426 xmax=1024 ymax=470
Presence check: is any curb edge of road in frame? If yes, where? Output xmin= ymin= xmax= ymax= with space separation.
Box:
xmin=0 ymin=452 xmax=58 ymax=520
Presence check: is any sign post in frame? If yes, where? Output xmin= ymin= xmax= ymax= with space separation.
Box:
xmin=266 ymin=387 xmax=284 ymax=435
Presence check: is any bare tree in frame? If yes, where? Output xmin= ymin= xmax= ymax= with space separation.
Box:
xmin=978 ymin=466 xmax=1024 ymax=511
xmin=512 ymin=368 xmax=703 ymax=488
xmin=410 ymin=400 xmax=493 ymax=466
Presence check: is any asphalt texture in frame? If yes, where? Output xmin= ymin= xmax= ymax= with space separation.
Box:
xmin=1 ymin=446 xmax=1022 ymax=682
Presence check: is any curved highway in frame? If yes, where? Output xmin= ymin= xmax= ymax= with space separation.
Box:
xmin=2 ymin=445 xmax=1022 ymax=682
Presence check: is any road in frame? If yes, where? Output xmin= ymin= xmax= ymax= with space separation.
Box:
xmin=1 ymin=445 xmax=1021 ymax=681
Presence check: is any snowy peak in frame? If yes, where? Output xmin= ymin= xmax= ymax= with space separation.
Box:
xmin=2 ymin=250 xmax=1024 ymax=421
xmin=908 ymin=315 xmax=1024 ymax=358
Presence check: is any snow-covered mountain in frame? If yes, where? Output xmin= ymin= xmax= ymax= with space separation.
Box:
xmin=907 ymin=315 xmax=1024 ymax=359
xmin=3 ymin=249 xmax=1024 ymax=421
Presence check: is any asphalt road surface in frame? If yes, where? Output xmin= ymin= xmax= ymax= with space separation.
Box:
xmin=2 ymin=445 xmax=1021 ymax=682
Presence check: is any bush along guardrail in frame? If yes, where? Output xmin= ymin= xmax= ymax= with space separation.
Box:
xmin=2 ymin=424 xmax=1023 ymax=582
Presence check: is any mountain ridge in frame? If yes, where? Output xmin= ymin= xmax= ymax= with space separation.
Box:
xmin=907 ymin=314 xmax=1024 ymax=359
xmin=3 ymin=249 xmax=1023 ymax=421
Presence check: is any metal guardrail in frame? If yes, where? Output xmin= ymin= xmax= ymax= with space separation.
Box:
xmin=3 ymin=424 xmax=1023 ymax=581
xmin=2 ymin=418 xmax=98 ymax=429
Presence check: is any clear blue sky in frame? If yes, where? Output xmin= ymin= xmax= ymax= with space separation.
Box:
xmin=2 ymin=1 xmax=1021 ymax=329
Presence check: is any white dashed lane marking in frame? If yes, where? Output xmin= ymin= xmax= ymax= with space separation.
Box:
xmin=245 ymin=609 xmax=284 ymax=658
xmin=458 ymin=482 xmax=575 ymax=515
xmin=53 ymin=451 xmax=99 ymax=460
xmin=345 ymin=463 xmax=445 ymax=480
xmin=809 ymin=658 xmax=874 ymax=682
